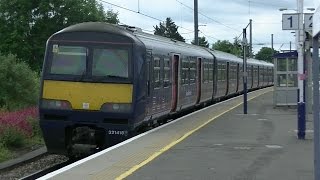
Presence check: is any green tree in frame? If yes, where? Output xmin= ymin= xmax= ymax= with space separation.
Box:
xmin=0 ymin=54 xmax=39 ymax=110
xmin=255 ymin=47 xmax=278 ymax=63
xmin=232 ymin=38 xmax=242 ymax=57
xmin=212 ymin=39 xmax=242 ymax=57
xmin=0 ymin=0 xmax=119 ymax=71
xmin=191 ymin=36 xmax=209 ymax=48
xmin=154 ymin=17 xmax=185 ymax=42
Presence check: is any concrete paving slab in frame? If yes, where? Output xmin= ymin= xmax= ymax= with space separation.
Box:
xmin=128 ymin=91 xmax=314 ymax=180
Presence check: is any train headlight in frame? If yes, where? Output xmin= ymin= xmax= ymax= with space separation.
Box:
xmin=41 ymin=99 xmax=72 ymax=110
xmin=100 ymin=103 xmax=131 ymax=113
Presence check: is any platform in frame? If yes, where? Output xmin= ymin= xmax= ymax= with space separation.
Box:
xmin=39 ymin=87 xmax=314 ymax=180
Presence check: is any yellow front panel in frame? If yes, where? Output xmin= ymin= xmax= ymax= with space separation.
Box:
xmin=42 ymin=80 xmax=133 ymax=110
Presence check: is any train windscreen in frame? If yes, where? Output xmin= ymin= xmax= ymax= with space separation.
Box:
xmin=48 ymin=44 xmax=130 ymax=80
xmin=92 ymin=48 xmax=129 ymax=78
xmin=50 ymin=45 xmax=87 ymax=75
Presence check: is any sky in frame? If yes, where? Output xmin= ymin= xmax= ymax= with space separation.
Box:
xmin=101 ymin=0 xmax=319 ymax=54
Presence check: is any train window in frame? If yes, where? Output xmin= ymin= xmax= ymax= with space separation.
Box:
xmin=217 ymin=64 xmax=221 ymax=81
xmin=234 ymin=64 xmax=238 ymax=80
xmin=208 ymin=62 xmax=213 ymax=82
xmin=217 ymin=63 xmax=225 ymax=81
xmin=229 ymin=64 xmax=235 ymax=80
xmin=50 ymin=46 xmax=87 ymax=75
xmin=260 ymin=67 xmax=264 ymax=81
xmin=203 ymin=62 xmax=209 ymax=83
xmin=253 ymin=67 xmax=258 ymax=79
xmin=153 ymin=57 xmax=161 ymax=88
xmin=246 ymin=66 xmax=249 ymax=80
xmin=234 ymin=64 xmax=237 ymax=80
xmin=220 ymin=63 xmax=226 ymax=81
xmin=190 ymin=60 xmax=196 ymax=84
xmin=92 ymin=48 xmax=129 ymax=78
xmin=163 ymin=57 xmax=170 ymax=87
xmin=182 ymin=60 xmax=189 ymax=85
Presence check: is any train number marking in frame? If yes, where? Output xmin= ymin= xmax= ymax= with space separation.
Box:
xmin=108 ymin=130 xmax=128 ymax=136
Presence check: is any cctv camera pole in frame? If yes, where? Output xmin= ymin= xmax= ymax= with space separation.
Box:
xmin=194 ymin=0 xmax=199 ymax=46
xmin=243 ymin=28 xmax=248 ymax=114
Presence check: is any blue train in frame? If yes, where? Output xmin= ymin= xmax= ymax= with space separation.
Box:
xmin=39 ymin=22 xmax=273 ymax=157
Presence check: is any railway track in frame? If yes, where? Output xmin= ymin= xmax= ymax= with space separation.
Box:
xmin=20 ymin=160 xmax=73 ymax=180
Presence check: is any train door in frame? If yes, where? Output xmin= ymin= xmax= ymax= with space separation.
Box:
xmin=146 ymin=50 xmax=152 ymax=116
xmin=239 ymin=63 xmax=244 ymax=92
xmin=151 ymin=55 xmax=161 ymax=114
xmin=258 ymin=66 xmax=260 ymax=86
xmin=171 ymin=54 xmax=180 ymax=112
xmin=250 ymin=65 xmax=254 ymax=88
xmin=226 ymin=62 xmax=230 ymax=95
xmin=236 ymin=63 xmax=240 ymax=92
xmin=196 ymin=57 xmax=202 ymax=104
xmin=163 ymin=57 xmax=172 ymax=111
xmin=254 ymin=66 xmax=258 ymax=88
xmin=213 ymin=58 xmax=217 ymax=98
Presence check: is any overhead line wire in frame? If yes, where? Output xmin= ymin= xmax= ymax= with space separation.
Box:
xmin=99 ymin=0 xmax=196 ymax=36
xmin=175 ymin=0 xmax=241 ymax=36
xmin=199 ymin=30 xmax=219 ymax=41
xmin=100 ymin=0 xmax=264 ymax=46
xmin=99 ymin=0 xmax=163 ymax=22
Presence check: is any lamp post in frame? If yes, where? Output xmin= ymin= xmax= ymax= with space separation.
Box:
xmin=194 ymin=0 xmax=198 ymax=46
xmin=297 ymin=0 xmax=306 ymax=139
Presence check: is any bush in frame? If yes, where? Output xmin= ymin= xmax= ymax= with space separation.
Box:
xmin=27 ymin=116 xmax=43 ymax=145
xmin=0 ymin=125 xmax=26 ymax=148
xmin=0 ymin=54 xmax=39 ymax=111
xmin=0 ymin=144 xmax=12 ymax=162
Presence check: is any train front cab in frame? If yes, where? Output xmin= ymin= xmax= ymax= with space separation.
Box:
xmin=39 ymin=23 xmax=147 ymax=156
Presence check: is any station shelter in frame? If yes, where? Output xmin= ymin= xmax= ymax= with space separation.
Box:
xmin=273 ymin=51 xmax=298 ymax=106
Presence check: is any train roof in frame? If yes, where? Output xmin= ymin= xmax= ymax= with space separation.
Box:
xmin=132 ymin=28 xmax=214 ymax=59
xmin=52 ymin=22 xmax=274 ymax=68
xmin=55 ymin=22 xmax=129 ymax=36
xmin=209 ymin=49 xmax=242 ymax=63
xmin=51 ymin=22 xmax=143 ymax=45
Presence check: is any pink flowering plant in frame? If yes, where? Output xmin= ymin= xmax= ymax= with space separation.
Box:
xmin=0 ymin=107 xmax=43 ymax=162
xmin=0 ymin=107 xmax=39 ymax=147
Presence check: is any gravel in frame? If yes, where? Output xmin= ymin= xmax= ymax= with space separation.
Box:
xmin=0 ymin=155 xmax=68 ymax=180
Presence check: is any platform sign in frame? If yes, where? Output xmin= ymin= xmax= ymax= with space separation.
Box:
xmin=304 ymin=13 xmax=313 ymax=31
xmin=282 ymin=13 xmax=300 ymax=30
xmin=313 ymin=7 xmax=320 ymax=37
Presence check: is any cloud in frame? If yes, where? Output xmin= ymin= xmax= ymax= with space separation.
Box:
xmin=102 ymin=0 xmax=315 ymax=53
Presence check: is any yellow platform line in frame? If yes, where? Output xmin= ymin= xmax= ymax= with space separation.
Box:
xmin=115 ymin=89 xmax=271 ymax=180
